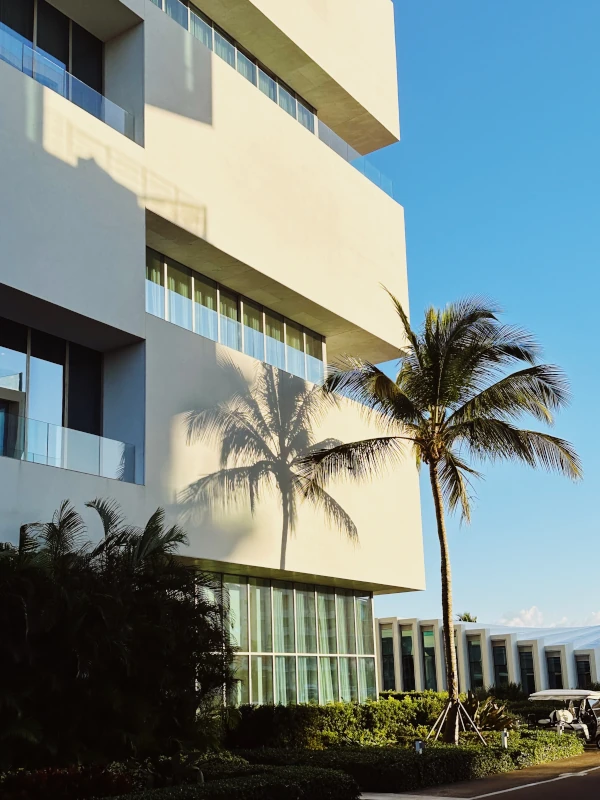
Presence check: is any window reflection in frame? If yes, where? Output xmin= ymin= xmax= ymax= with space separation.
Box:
xmin=243 ymin=300 xmax=264 ymax=360
xmin=215 ymin=29 xmax=235 ymax=66
xmin=339 ymin=657 xmax=358 ymax=702
xmin=298 ymin=656 xmax=318 ymax=703
xmin=285 ymin=321 xmax=305 ymax=379
xmin=275 ymin=656 xmax=297 ymax=704
xmin=146 ymin=248 xmax=165 ymax=319
xmin=194 ymin=274 xmax=218 ymax=341
xmin=422 ymin=628 xmax=437 ymax=690
xmin=167 ymin=261 xmax=192 ymax=330
xmin=219 ymin=289 xmax=241 ymax=351
xmin=265 ymin=312 xmax=285 ymax=370
xmin=296 ymin=584 xmax=317 ymax=653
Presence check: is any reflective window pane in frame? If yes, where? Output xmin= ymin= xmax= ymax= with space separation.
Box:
xmin=468 ymin=637 xmax=484 ymax=690
xmin=422 ymin=628 xmax=437 ymax=690
xmin=258 ymin=68 xmax=277 ymax=102
xmin=0 ymin=0 xmax=34 ymax=40
xmin=317 ymin=588 xmax=337 ymax=654
xmin=251 ymin=655 xmax=273 ymax=704
xmin=0 ymin=318 xmax=27 ymax=394
xmin=358 ymin=657 xmax=377 ymax=701
xmin=298 ymin=101 xmax=315 ymax=133
xmin=519 ymin=649 xmax=536 ymax=695
xmin=167 ymin=261 xmax=192 ymax=330
xmin=194 ymin=274 xmax=218 ymax=341
xmin=265 ymin=312 xmax=285 ymax=370
xmin=230 ymin=655 xmax=249 ymax=706
xmin=219 ymin=289 xmax=241 ymax=351
xmin=547 ymin=653 xmax=563 ymax=690
xmin=224 ymin=575 xmax=248 ymax=651
xmin=237 ymin=49 xmax=256 ymax=85
xmin=336 ymin=590 xmax=356 ymax=655
xmin=381 ymin=625 xmax=395 ymax=691
xmin=296 ymin=584 xmax=317 ymax=654
xmin=215 ymin=30 xmax=235 ymax=67
xmin=298 ymin=656 xmax=318 ymax=703
xmin=250 ymin=578 xmax=272 ymax=652
xmin=278 ymin=83 xmax=297 ymax=119
xmin=493 ymin=643 xmax=509 ymax=688
xmin=339 ymin=657 xmax=358 ymax=702
xmin=285 ymin=321 xmax=305 ymax=379
xmin=275 ymin=656 xmax=297 ymax=704
xmin=243 ymin=300 xmax=264 ymax=360
xmin=145 ymin=249 xmax=165 ymax=319
xmin=305 ymin=330 xmax=324 ymax=384
xmin=165 ymin=0 xmax=188 ymax=29
xmin=401 ymin=628 xmax=416 ymax=691
xmin=29 ymin=330 xmax=64 ymax=427
xmin=190 ymin=8 xmax=212 ymax=49
xmin=273 ymin=581 xmax=295 ymax=653
xmin=356 ymin=594 xmax=374 ymax=655
xmin=319 ymin=657 xmax=339 ymax=703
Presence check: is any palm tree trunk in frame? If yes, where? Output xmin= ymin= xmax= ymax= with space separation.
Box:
xmin=429 ymin=460 xmax=460 ymax=745
xmin=279 ymin=491 xmax=290 ymax=571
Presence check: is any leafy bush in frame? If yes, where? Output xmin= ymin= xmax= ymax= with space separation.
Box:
xmin=463 ymin=691 xmax=519 ymax=730
xmin=237 ymin=731 xmax=584 ymax=793
xmin=0 ymin=764 xmax=135 ymax=800
xmin=227 ymin=697 xmax=441 ymax=750
xmin=110 ymin=766 xmax=360 ymax=800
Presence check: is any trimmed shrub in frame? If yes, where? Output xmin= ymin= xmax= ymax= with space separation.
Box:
xmin=110 ymin=766 xmax=360 ymax=800
xmin=0 ymin=764 xmax=135 ymax=800
xmin=237 ymin=731 xmax=584 ymax=793
xmin=226 ymin=697 xmax=439 ymax=750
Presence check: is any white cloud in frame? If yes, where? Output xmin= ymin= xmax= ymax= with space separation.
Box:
xmin=499 ymin=606 xmax=545 ymax=627
xmin=586 ymin=611 xmax=600 ymax=625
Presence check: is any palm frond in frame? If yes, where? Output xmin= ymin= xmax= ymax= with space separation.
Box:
xmin=296 ymin=436 xmax=407 ymax=486
xmin=132 ymin=507 xmax=188 ymax=563
xmin=38 ymin=500 xmax=88 ymax=560
xmin=179 ymin=462 xmax=275 ymax=517
xmin=293 ymin=474 xmax=358 ymax=542
xmin=437 ymin=452 xmax=482 ymax=522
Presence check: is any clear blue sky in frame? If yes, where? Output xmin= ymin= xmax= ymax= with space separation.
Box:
xmin=374 ymin=0 xmax=600 ymax=628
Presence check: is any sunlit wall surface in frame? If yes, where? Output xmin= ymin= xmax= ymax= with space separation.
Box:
xmin=220 ymin=575 xmax=376 ymax=705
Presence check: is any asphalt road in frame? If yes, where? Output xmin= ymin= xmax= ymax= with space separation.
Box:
xmin=362 ymin=749 xmax=600 ymax=800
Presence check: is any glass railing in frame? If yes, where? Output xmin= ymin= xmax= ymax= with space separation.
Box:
xmin=0 ymin=22 xmax=134 ymax=141
xmin=151 ymin=0 xmax=397 ymax=201
xmin=0 ymin=410 xmax=136 ymax=483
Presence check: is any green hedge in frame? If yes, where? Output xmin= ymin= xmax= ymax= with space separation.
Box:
xmin=226 ymin=697 xmax=441 ymax=750
xmin=236 ymin=731 xmax=584 ymax=793
xmin=109 ymin=766 xmax=359 ymax=800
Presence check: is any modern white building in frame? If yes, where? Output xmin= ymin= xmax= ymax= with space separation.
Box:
xmin=377 ymin=618 xmax=600 ymax=695
xmin=0 ymin=0 xmax=424 ymax=705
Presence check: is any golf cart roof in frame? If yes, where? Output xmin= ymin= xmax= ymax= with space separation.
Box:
xmin=529 ymin=690 xmax=600 ymax=702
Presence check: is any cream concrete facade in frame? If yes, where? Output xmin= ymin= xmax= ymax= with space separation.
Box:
xmin=0 ymin=0 xmax=422 ymax=599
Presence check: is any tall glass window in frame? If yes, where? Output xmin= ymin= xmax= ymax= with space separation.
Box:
xmin=339 ymin=657 xmax=358 ymax=702
xmin=258 ymin=68 xmax=277 ymax=102
xmin=296 ymin=584 xmax=317 ymax=653
xmin=275 ymin=656 xmax=297 ymax=704
xmin=194 ymin=274 xmax=218 ymax=341
xmin=251 ymin=655 xmax=273 ymax=704
xmin=145 ymin=249 xmax=165 ymax=319
xmin=519 ymin=649 xmax=536 ymax=695
xmin=249 ymin=578 xmax=272 ymax=653
xmin=305 ymin=330 xmax=324 ymax=384
xmin=0 ymin=318 xmax=27 ymax=394
xmin=358 ymin=658 xmax=377 ymax=701
xmin=381 ymin=625 xmax=395 ymax=691
xmin=224 ymin=575 xmax=248 ymax=651
xmin=356 ymin=594 xmax=374 ymax=655
xmin=298 ymin=101 xmax=315 ymax=133
xmin=422 ymin=628 xmax=437 ymax=691
xmin=576 ymin=657 xmax=592 ymax=690
xmin=336 ymin=591 xmax=356 ymax=655
xmin=231 ymin=654 xmax=249 ymax=706
xmin=236 ymin=49 xmax=256 ymax=85
xmin=320 ymin=657 xmax=339 ymax=703
xmin=278 ymin=83 xmax=297 ymax=119
xmin=273 ymin=581 xmax=295 ymax=653
xmin=493 ymin=643 xmax=509 ymax=687
xmin=29 ymin=330 xmax=64 ymax=427
xmin=298 ymin=656 xmax=318 ymax=703
xmin=546 ymin=652 xmax=563 ymax=690
xmin=165 ymin=0 xmax=189 ymax=29
xmin=400 ymin=628 xmax=416 ymax=691
xmin=243 ymin=300 xmax=264 ymax=360
xmin=190 ymin=8 xmax=212 ymax=49
xmin=468 ymin=637 xmax=484 ymax=690
xmin=167 ymin=260 xmax=192 ymax=330
xmin=214 ymin=29 xmax=235 ymax=66
xmin=317 ymin=588 xmax=337 ymax=654
xmin=219 ymin=289 xmax=241 ymax=351
xmin=265 ymin=312 xmax=285 ymax=370
xmin=285 ymin=321 xmax=305 ymax=379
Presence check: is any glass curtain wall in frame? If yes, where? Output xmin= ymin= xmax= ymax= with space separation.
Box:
xmin=221 ymin=576 xmax=375 ymax=705
xmin=146 ymin=249 xmax=325 ymax=382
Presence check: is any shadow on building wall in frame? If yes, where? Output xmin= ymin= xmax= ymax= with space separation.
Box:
xmin=178 ymin=356 xmax=357 ymax=570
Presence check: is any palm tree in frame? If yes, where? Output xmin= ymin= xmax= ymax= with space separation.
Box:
xmin=457 ymin=612 xmax=477 ymax=623
xmin=181 ymin=360 xmax=357 ymax=569
xmin=298 ymin=295 xmax=581 ymax=743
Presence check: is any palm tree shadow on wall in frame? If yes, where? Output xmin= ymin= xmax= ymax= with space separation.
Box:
xmin=179 ymin=357 xmax=357 ymax=570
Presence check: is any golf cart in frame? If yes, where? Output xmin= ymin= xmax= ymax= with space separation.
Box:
xmin=529 ymin=689 xmax=600 ymax=748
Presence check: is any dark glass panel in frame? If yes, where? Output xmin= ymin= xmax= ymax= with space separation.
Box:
xmin=71 ymin=21 xmax=103 ymax=93
xmin=36 ymin=0 xmax=69 ymax=67
xmin=0 ymin=0 xmax=34 ymax=40
xmin=68 ymin=343 xmax=102 ymax=435
xmin=0 ymin=317 xmax=27 ymax=354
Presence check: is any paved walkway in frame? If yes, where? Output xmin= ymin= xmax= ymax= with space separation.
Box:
xmin=361 ymin=749 xmax=600 ymax=799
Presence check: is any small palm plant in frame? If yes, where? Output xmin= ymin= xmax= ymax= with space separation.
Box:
xmin=298 ymin=294 xmax=581 ymax=743
xmin=182 ymin=360 xmax=357 ymax=569
xmin=457 ymin=612 xmax=478 ymax=622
